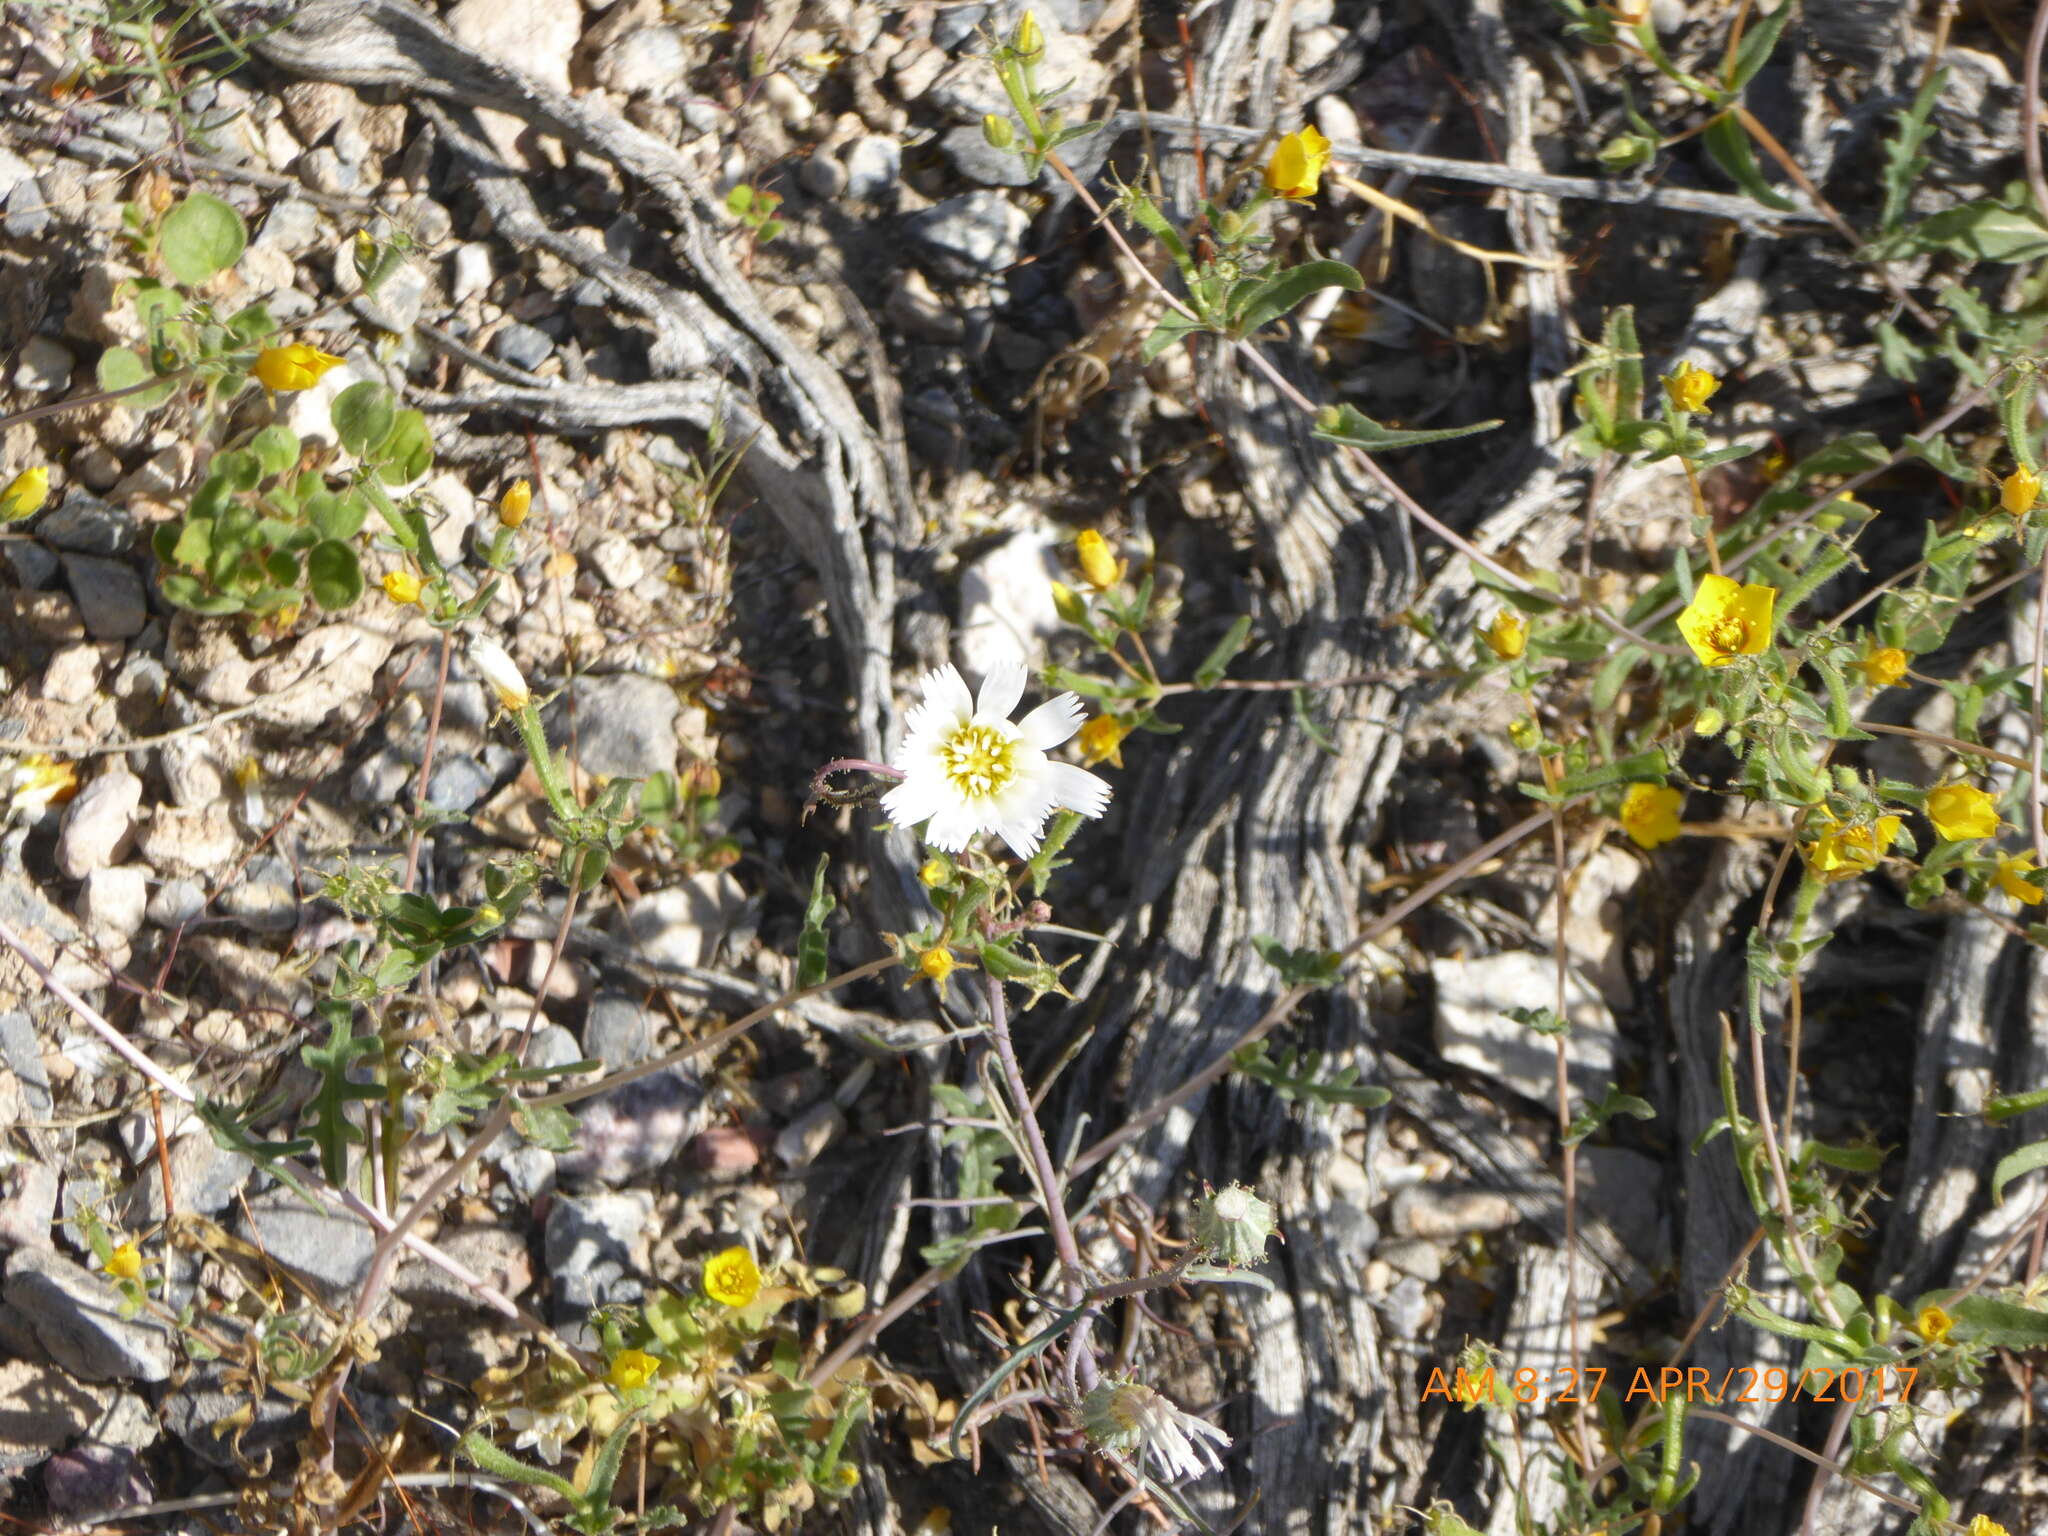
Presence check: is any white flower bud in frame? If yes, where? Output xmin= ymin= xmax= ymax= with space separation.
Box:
xmin=1193 ymin=1182 xmax=1276 ymax=1269
xmin=469 ymin=637 xmax=531 ymax=711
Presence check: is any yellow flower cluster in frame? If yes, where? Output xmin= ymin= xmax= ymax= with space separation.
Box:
xmin=1078 ymin=713 xmax=1130 ymax=767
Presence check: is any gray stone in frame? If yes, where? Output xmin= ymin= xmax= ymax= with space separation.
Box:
xmin=60 ymin=555 xmax=147 ymax=641
xmin=558 ymin=1069 xmax=704 ymax=1186
xmin=955 ymin=527 xmax=1065 ymax=682
xmin=3 ymin=1249 xmax=173 ymax=1382
xmin=42 ymin=643 xmax=101 ymax=704
xmin=491 ymin=322 xmax=555 ymax=371
xmin=545 ymin=673 xmax=679 ymax=780
xmin=842 ymin=136 xmax=902 ymax=202
xmin=6 ymin=177 xmax=51 ymax=239
xmin=587 ymin=534 xmax=647 ymax=591
xmin=121 ymin=1137 xmax=252 ymax=1225
xmin=493 ymin=1142 xmax=556 ymax=1202
xmin=236 ymin=1190 xmax=375 ymax=1301
xmin=939 ymin=125 xmax=1034 ymax=187
xmin=525 ymin=1024 xmax=583 ymax=1073
xmin=161 ymin=1360 xmax=303 ymax=1468
xmin=905 ymin=192 xmax=1030 ymax=277
xmin=1377 ymin=1236 xmax=1443 ymax=1284
xmin=78 ymin=866 xmax=147 ymax=943
xmin=1390 ymin=1185 xmax=1517 ymax=1241
xmin=773 ymin=1100 xmax=845 ymax=1169
xmin=43 ymin=1444 xmax=153 ymax=1520
xmin=543 ymin=1190 xmax=651 ymax=1313
xmin=425 ymin=754 xmax=493 ymax=812
xmin=4 ymin=541 xmax=58 ymax=590
xmin=356 ymin=259 xmax=428 ymax=333
xmin=1430 ymin=951 xmax=1618 ymax=1107
xmin=392 ymin=1224 xmax=532 ymax=1311
xmin=145 ymin=878 xmax=205 ymax=930
xmin=0 ymin=1161 xmax=58 ymax=1251
xmin=450 ymin=242 xmax=493 ymax=305
xmin=56 ymin=768 xmax=143 ymax=880
xmin=0 ymin=1360 xmax=108 ymax=1472
xmin=1375 ymin=1275 xmax=1431 ymax=1340
xmin=0 ymin=146 xmax=32 ymax=203
xmin=255 ymin=198 xmax=321 ymax=253
xmin=13 ymin=336 xmax=73 ymax=394
xmin=37 ymin=493 xmax=133 ymax=555
xmin=582 ymin=993 xmax=655 ymax=1067
xmin=352 ymin=746 xmax=413 ymax=804
xmin=619 ymin=872 xmax=748 ymax=970
xmin=0 ymin=1014 xmax=51 ymax=1120
xmin=595 ymin=26 xmax=689 ymax=95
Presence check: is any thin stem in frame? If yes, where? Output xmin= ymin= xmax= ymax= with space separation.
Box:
xmin=2028 ymin=546 xmax=2048 ymax=866
xmin=1686 ymin=1409 xmax=1924 ymax=1517
xmin=400 ymin=631 xmax=454 ymax=892
xmin=1746 ymin=1017 xmax=1848 ymax=1331
xmin=2026 ymin=0 xmax=2048 ymax=224
xmin=983 ymin=974 xmax=1093 ymax=1319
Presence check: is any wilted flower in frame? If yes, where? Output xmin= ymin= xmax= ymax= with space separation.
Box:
xmin=1618 ymin=783 xmax=1683 ymax=850
xmin=1265 ymin=125 xmax=1333 ymax=200
xmin=703 ymin=1246 xmax=762 ymax=1308
xmin=1994 ymin=851 xmax=2045 ymax=906
xmin=2001 ymin=465 xmax=2040 ymax=517
xmin=1802 ymin=808 xmax=1901 ymax=883
xmin=1917 ymin=1304 xmax=1954 ymax=1344
xmin=499 ymin=479 xmax=531 ymax=529
xmin=253 ymin=343 xmax=344 ymax=393
xmin=8 ymin=755 xmax=77 ymax=821
xmin=1082 ymin=1379 xmax=1230 ymax=1483
xmin=381 ymin=569 xmax=421 ymax=605
xmin=1927 ymin=782 xmax=1999 ymax=842
xmin=1194 ymin=1183 xmax=1277 ymax=1269
xmin=1966 ymin=1516 xmax=2011 ymax=1536
xmin=1077 ymin=713 xmax=1131 ymax=768
xmin=916 ymin=945 xmax=956 ymax=984
xmin=918 ymin=856 xmax=952 ymax=888
xmin=1663 ymin=362 xmax=1720 ymax=414
xmin=1480 ymin=610 xmax=1527 ymax=661
xmin=1855 ymin=643 xmax=1908 ymax=688
xmin=608 ymin=1349 xmax=660 ymax=1391
xmin=504 ymin=1403 xmax=580 ymax=1465
xmin=0 ymin=466 xmax=49 ymax=522
xmin=468 ymin=638 xmax=531 ymax=712
xmin=882 ymin=662 xmax=1111 ymax=860
xmin=1676 ymin=573 xmax=1775 ymax=667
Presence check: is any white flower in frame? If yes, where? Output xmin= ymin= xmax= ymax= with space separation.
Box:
xmin=1082 ymin=1380 xmax=1230 ymax=1484
xmin=469 ymin=637 xmax=531 ymax=711
xmin=503 ymin=1404 xmax=579 ymax=1465
xmin=882 ymin=661 xmax=1110 ymax=859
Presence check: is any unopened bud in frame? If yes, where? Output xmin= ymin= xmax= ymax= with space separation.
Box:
xmin=982 ymin=113 xmax=1015 ymax=150
xmin=1193 ymin=1183 xmax=1277 ymax=1268
xmin=1012 ymin=9 xmax=1044 ymax=59
xmin=1692 ymin=707 xmax=1725 ymax=736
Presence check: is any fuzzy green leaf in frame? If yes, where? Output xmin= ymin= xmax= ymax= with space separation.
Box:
xmin=797 ymin=854 xmax=833 ymax=989
xmin=1701 ymin=113 xmax=1797 ymax=211
xmin=160 ymin=192 xmax=247 ymax=287
xmin=1314 ymin=402 xmax=1503 ymax=453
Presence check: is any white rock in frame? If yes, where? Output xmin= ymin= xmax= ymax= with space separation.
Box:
xmin=13 ymin=336 xmax=72 ymax=394
xmin=954 ymin=525 xmax=1065 ymax=681
xmin=450 ymin=242 xmax=494 ymax=305
xmin=447 ymin=0 xmax=579 ymax=164
xmin=40 ymin=644 xmax=99 ymax=705
xmin=416 ymin=474 xmax=477 ymax=566
xmin=587 ymin=534 xmax=647 ymax=590
xmin=56 ymin=769 xmax=142 ymax=881
xmin=79 ymin=866 xmax=148 ymax=943
xmin=620 ymin=873 xmax=749 ymax=970
xmin=135 ymin=807 xmax=238 ymax=880
xmin=594 ymin=26 xmax=688 ymax=96
xmin=1430 ymin=950 xmax=1618 ymax=1107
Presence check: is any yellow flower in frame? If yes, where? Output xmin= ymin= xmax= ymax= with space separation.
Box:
xmin=2001 ymin=465 xmax=2040 ymax=517
xmin=1967 ymin=1517 xmax=2011 ymax=1536
xmin=104 ymin=1243 xmax=142 ymax=1281
xmin=1927 ymin=782 xmax=1999 ymax=842
xmin=382 ymin=569 xmax=421 ymax=605
xmin=916 ymin=946 xmax=955 ymax=984
xmin=1676 ymin=573 xmax=1775 ymax=667
xmin=834 ymin=1464 xmax=860 ymax=1487
xmin=0 ymin=466 xmax=50 ymax=522
xmin=1663 ymin=362 xmax=1720 ymax=414
xmin=918 ymin=857 xmax=951 ymax=888
xmin=1265 ymin=125 xmax=1334 ymax=200
xmin=1075 ymin=529 xmax=1123 ymax=590
xmin=8 ymin=755 xmax=78 ymax=820
xmin=499 ymin=478 xmax=531 ymax=529
xmin=1994 ymin=852 xmax=2045 ymax=906
xmin=1078 ymin=713 xmax=1131 ymax=768
xmin=1855 ymin=644 xmax=1908 ymax=688
xmin=1618 ymin=783 xmax=1683 ymax=850
xmin=703 ymin=1246 xmax=762 ymax=1308
xmin=1802 ymin=808 xmax=1902 ymax=883
xmin=252 ymin=343 xmax=345 ymax=393
xmin=1480 ymin=610 xmax=1527 ymax=661
xmin=608 ymin=1348 xmax=660 ymax=1391
xmin=1916 ymin=1304 xmax=1953 ymax=1344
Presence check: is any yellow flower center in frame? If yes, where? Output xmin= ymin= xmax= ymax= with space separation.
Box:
xmin=940 ymin=723 xmax=1017 ymax=800
xmin=1703 ymin=615 xmax=1750 ymax=656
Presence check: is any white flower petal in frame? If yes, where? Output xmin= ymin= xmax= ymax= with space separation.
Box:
xmin=974 ymin=659 xmax=1028 ymax=722
xmin=921 ymin=664 xmax=975 ymax=721
xmin=881 ymin=775 xmax=947 ymax=829
xmin=1044 ymin=761 xmax=1112 ymax=818
xmin=924 ymin=801 xmax=982 ymax=851
xmin=1017 ymin=691 xmax=1086 ymax=750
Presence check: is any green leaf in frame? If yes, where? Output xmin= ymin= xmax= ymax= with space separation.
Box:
xmin=1873 ymin=319 xmax=1926 ymax=382
xmin=1986 ymin=1086 xmax=2048 ymax=1124
xmin=1701 ymin=113 xmax=1797 ymax=211
xmin=1992 ymin=1137 xmax=2048 ymax=1204
xmin=299 ymin=1013 xmax=383 ymax=1182
xmin=95 ymin=345 xmax=176 ymax=408
xmin=948 ymin=1303 xmax=1089 ymax=1461
xmin=1194 ymin=615 xmax=1254 ymax=688
xmin=306 ymin=490 xmax=366 ymax=542
xmin=1314 ymin=402 xmax=1504 ymax=453
xmin=457 ymin=1432 xmax=579 ymax=1500
xmin=157 ymin=573 xmax=242 ymax=614
xmin=1879 ymin=67 xmax=1945 ymax=233
xmin=1902 ymin=431 xmax=1972 ymax=481
xmin=1951 ymin=1293 xmax=2048 ymax=1348
xmin=331 ymin=381 xmax=396 ymax=459
xmin=1140 ymin=308 xmax=1205 ymax=363
xmin=1025 ymin=809 xmax=1082 ymax=898
xmin=250 ymin=424 xmax=298 ymax=478
xmin=306 ymin=540 xmax=363 ymax=610
xmin=1726 ymin=0 xmax=1793 ymax=94
xmin=160 ymin=192 xmax=247 ymax=286
xmin=1900 ymin=195 xmax=2048 ymax=263
xmin=512 ymin=1101 xmax=576 ymax=1152
xmin=1565 ymin=1083 xmax=1656 ymax=1146
xmin=1250 ymin=934 xmax=1343 ymax=989
xmin=1520 ymin=749 xmax=1668 ymax=803
xmin=375 ymin=410 xmax=433 ymax=484
xmin=581 ymin=1408 xmax=646 ymax=1509
xmin=1231 ymin=259 xmax=1364 ymax=337
xmin=797 ymin=854 xmax=833 ymax=989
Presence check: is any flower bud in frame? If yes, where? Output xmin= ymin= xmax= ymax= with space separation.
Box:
xmin=982 ymin=113 xmax=1015 ymax=150
xmin=469 ymin=637 xmax=531 ymax=711
xmin=1012 ymin=9 xmax=1044 ymax=59
xmin=1663 ymin=361 xmax=1719 ymax=415
xmin=1692 ymin=706 xmax=1725 ymax=736
xmin=253 ymin=343 xmax=346 ymax=394
xmin=917 ymin=946 xmax=955 ymax=983
xmin=1508 ymin=717 xmax=1541 ymax=751
xmin=382 ymin=569 xmax=421 ymax=605
xmin=1193 ymin=1182 xmax=1277 ymax=1268
xmin=2001 ymin=464 xmax=2040 ymax=516
xmin=1050 ymin=580 xmax=1087 ymax=625
xmin=1480 ymin=610 xmax=1526 ymax=661
xmin=918 ymin=856 xmax=952 ymax=888
xmin=1075 ymin=529 xmax=1122 ymax=590
xmin=499 ymin=478 xmax=532 ymax=529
